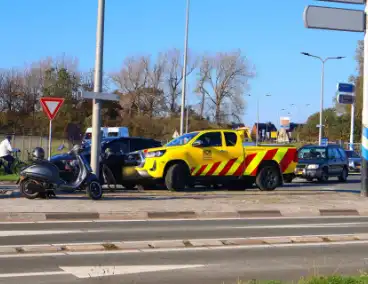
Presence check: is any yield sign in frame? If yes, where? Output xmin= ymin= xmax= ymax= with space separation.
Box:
xmin=40 ymin=97 xmax=65 ymax=120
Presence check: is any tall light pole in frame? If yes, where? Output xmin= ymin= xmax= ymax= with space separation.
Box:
xmin=301 ymin=52 xmax=345 ymax=146
xmin=247 ymin=94 xmax=271 ymax=146
xmin=180 ymin=0 xmax=190 ymax=135
xmin=91 ymin=0 xmax=105 ymax=177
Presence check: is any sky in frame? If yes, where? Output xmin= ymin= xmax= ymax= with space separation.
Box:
xmin=0 ymin=0 xmax=364 ymax=127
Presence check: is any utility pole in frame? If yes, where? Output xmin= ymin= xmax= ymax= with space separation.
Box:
xmin=180 ymin=0 xmax=190 ymax=135
xmin=90 ymin=0 xmax=105 ymax=178
xmin=301 ymin=52 xmax=344 ymax=145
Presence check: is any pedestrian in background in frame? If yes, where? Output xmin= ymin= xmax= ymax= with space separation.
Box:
xmin=0 ymin=135 xmax=14 ymax=174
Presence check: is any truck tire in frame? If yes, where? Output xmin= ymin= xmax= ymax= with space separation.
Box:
xmin=164 ymin=163 xmax=188 ymax=191
xmin=256 ymin=165 xmax=280 ymax=191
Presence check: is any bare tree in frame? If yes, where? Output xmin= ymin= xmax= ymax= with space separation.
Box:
xmin=0 ymin=69 xmax=24 ymax=112
xmin=163 ymin=48 xmax=198 ymax=115
xmin=196 ymin=50 xmax=255 ymax=124
xmin=143 ymin=54 xmax=166 ymax=117
xmin=110 ymin=56 xmax=149 ymax=117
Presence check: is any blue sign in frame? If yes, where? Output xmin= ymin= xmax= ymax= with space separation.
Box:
xmin=337 ymin=83 xmax=355 ymax=94
xmin=321 ymin=138 xmax=328 ymax=146
xmin=337 ymin=93 xmax=355 ymax=104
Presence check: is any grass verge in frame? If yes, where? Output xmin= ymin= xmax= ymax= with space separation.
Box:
xmin=0 ymin=168 xmax=18 ymax=182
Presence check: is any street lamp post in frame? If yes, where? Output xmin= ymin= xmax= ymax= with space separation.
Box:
xmin=180 ymin=0 xmax=190 ymax=135
xmin=247 ymin=94 xmax=271 ymax=146
xmin=91 ymin=0 xmax=105 ymax=177
xmin=301 ymin=52 xmax=345 ymax=146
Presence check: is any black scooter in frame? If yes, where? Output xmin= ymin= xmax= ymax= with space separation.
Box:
xmin=17 ymin=145 xmax=103 ymax=200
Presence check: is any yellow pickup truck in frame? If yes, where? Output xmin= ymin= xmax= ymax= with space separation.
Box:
xmin=132 ymin=129 xmax=297 ymax=191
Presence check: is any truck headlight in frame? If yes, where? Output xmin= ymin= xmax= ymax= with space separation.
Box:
xmin=349 ymin=161 xmax=354 ymax=167
xmin=307 ymin=164 xmax=319 ymax=169
xmin=144 ymin=150 xmax=166 ymax=158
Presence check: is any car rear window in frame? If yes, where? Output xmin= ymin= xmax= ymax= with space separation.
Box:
xmin=298 ymin=147 xmax=326 ymax=159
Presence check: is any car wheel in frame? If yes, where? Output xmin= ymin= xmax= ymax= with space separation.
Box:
xmin=164 ymin=163 xmax=188 ymax=191
xmin=338 ymin=167 xmax=348 ymax=182
xmin=256 ymin=165 xmax=280 ymax=191
xmin=317 ymin=168 xmax=329 ymax=183
xmin=306 ymin=177 xmax=314 ymax=182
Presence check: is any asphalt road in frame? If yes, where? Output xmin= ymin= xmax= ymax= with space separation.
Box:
xmin=0 ymin=241 xmax=367 ymax=283
xmin=1 ymin=217 xmax=368 ymax=246
xmin=0 ymin=216 xmax=366 ymax=283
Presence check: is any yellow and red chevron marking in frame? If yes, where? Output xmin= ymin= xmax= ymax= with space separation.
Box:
xmin=190 ymin=148 xmax=297 ymax=177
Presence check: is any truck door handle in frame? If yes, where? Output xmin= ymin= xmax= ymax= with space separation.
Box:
xmin=219 ymin=150 xmax=227 ymax=153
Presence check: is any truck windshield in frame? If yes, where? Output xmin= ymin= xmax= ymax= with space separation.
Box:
xmin=165 ymin=132 xmax=199 ymax=147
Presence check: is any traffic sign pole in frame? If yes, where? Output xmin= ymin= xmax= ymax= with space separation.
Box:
xmin=362 ymin=3 xmax=368 ymax=197
xmin=350 ymin=102 xmax=355 ymax=150
xmin=48 ymin=120 xmax=52 ymax=160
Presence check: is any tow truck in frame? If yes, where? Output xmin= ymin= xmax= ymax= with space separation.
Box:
xmin=131 ymin=129 xmax=298 ymax=191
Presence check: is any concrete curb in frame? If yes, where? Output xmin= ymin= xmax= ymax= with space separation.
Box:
xmin=1 ymin=234 xmax=367 ymax=255
xmin=0 ymin=209 xmax=364 ymax=222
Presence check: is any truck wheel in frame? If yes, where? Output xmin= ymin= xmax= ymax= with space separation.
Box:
xmin=256 ymin=165 xmax=280 ymax=191
xmin=164 ymin=163 xmax=188 ymax=191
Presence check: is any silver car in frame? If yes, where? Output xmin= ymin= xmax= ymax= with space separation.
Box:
xmin=345 ymin=150 xmax=361 ymax=172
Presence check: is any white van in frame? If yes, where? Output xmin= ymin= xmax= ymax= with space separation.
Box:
xmin=106 ymin=127 xmax=129 ymax=138
xmin=83 ymin=127 xmax=129 ymax=144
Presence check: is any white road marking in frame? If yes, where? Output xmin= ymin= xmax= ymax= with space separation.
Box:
xmin=0 ymin=215 xmax=366 ymax=225
xmin=60 ymin=265 xmax=204 ymax=278
xmin=0 ymin=271 xmax=68 ymax=278
xmin=0 ymin=229 xmax=105 ymax=237
xmin=232 ymin=222 xmax=368 ymax=229
xmin=0 ymin=222 xmax=362 ymax=238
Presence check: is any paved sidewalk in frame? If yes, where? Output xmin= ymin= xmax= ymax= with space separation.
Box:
xmin=0 ymin=190 xmax=366 ymax=221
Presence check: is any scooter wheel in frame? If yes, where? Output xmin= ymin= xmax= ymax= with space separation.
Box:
xmin=20 ymin=179 xmax=41 ymax=199
xmin=86 ymin=181 xmax=103 ymax=200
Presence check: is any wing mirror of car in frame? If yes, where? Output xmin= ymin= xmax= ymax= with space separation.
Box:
xmin=192 ymin=140 xmax=203 ymax=147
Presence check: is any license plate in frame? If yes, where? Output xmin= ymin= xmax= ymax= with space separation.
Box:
xmin=297 ymin=171 xmax=303 ymax=175
xmin=357 ymin=165 xmax=361 ymax=169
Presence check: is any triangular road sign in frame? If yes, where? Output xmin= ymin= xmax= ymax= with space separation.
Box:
xmin=59 ymin=265 xmax=204 ymax=279
xmin=40 ymin=97 xmax=65 ymax=120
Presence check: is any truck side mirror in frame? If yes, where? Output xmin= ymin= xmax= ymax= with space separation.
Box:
xmin=192 ymin=140 xmax=203 ymax=147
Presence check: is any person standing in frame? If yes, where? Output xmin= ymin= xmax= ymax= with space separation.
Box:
xmin=0 ymin=135 xmax=14 ymax=174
